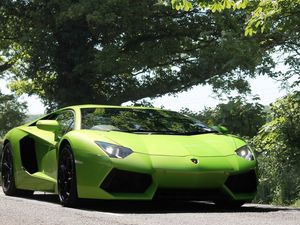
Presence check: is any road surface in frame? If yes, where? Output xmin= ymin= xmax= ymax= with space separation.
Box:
xmin=0 ymin=190 xmax=299 ymax=225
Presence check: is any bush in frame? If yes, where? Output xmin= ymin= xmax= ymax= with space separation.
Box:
xmin=253 ymin=92 xmax=300 ymax=205
xmin=0 ymin=138 xmax=2 ymax=186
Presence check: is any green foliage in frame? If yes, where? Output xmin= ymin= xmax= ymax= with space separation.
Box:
xmin=0 ymin=92 xmax=27 ymax=137
xmin=25 ymin=114 xmax=43 ymax=123
xmin=0 ymin=1 xmax=29 ymax=76
xmin=168 ymin=0 xmax=248 ymax=12
xmin=167 ymin=0 xmax=300 ymax=35
xmin=131 ymin=99 xmax=155 ymax=108
xmin=181 ymin=96 xmax=267 ymax=138
xmin=244 ymin=0 xmax=300 ymax=36
xmin=253 ymin=92 xmax=300 ymax=205
xmin=167 ymin=0 xmax=300 ymax=102
xmin=0 ymin=137 xmax=2 ymax=176
xmin=1 ymin=0 xmax=265 ymax=109
xmin=0 ymin=137 xmax=3 ymax=154
xmin=293 ymin=199 xmax=300 ymax=208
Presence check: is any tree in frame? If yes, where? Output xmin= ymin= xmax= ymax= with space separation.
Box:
xmin=1 ymin=0 xmax=270 ymax=109
xmin=167 ymin=0 xmax=300 ymax=89
xmin=253 ymin=92 xmax=300 ymax=204
xmin=0 ymin=92 xmax=27 ymax=137
xmin=0 ymin=2 xmax=26 ymax=76
xmin=0 ymin=92 xmax=27 ymax=166
xmin=167 ymin=0 xmax=300 ymax=35
xmin=181 ymin=96 xmax=267 ymax=138
xmin=211 ymin=96 xmax=267 ymax=137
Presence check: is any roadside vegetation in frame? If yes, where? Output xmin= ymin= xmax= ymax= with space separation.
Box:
xmin=253 ymin=92 xmax=300 ymax=206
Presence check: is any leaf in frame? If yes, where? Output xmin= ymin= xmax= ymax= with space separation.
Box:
xmin=175 ymin=4 xmax=182 ymax=10
xmin=183 ymin=0 xmax=192 ymax=11
xmin=255 ymin=20 xmax=262 ymax=28
xmin=245 ymin=28 xmax=251 ymax=36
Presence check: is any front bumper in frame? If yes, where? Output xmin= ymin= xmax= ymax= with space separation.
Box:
xmin=75 ymin=152 xmax=257 ymax=202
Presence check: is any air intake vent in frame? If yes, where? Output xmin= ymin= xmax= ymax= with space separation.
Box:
xmin=20 ymin=136 xmax=38 ymax=174
xmin=101 ymin=169 xmax=152 ymax=193
xmin=225 ymin=170 xmax=257 ymax=194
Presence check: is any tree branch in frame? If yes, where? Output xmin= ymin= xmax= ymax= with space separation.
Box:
xmin=0 ymin=58 xmax=17 ymax=73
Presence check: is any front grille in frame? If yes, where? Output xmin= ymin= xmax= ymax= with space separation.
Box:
xmin=154 ymin=188 xmax=226 ymax=200
xmin=225 ymin=170 xmax=257 ymax=194
xmin=100 ymin=169 xmax=152 ymax=193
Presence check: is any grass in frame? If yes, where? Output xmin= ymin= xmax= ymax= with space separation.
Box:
xmin=292 ymin=199 xmax=300 ymax=208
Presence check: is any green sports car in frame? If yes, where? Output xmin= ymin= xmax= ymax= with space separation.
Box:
xmin=1 ymin=105 xmax=258 ymax=207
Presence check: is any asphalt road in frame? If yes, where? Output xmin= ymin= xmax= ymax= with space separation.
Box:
xmin=0 ymin=190 xmax=299 ymax=225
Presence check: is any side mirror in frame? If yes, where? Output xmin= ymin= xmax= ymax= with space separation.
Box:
xmin=36 ymin=120 xmax=59 ymax=132
xmin=212 ymin=125 xmax=229 ymax=134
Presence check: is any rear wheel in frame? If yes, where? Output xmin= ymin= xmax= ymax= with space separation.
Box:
xmin=1 ymin=142 xmax=33 ymax=196
xmin=58 ymin=145 xmax=78 ymax=207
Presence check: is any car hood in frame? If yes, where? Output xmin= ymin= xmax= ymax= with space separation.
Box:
xmin=88 ymin=131 xmax=243 ymax=157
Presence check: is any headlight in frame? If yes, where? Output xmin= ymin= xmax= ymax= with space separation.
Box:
xmin=235 ymin=145 xmax=254 ymax=161
xmin=95 ymin=141 xmax=133 ymax=158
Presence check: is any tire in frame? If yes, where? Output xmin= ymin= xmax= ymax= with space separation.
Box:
xmin=58 ymin=144 xmax=78 ymax=207
xmin=1 ymin=142 xmax=34 ymax=197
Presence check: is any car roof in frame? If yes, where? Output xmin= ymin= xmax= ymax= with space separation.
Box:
xmin=61 ymin=104 xmax=164 ymax=111
xmin=24 ymin=104 xmax=167 ymax=127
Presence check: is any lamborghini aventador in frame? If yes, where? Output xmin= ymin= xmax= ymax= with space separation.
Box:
xmin=1 ymin=105 xmax=258 ymax=207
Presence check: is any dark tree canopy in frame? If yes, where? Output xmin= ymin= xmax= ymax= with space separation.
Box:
xmin=1 ymin=0 xmax=270 ymax=109
xmin=168 ymin=0 xmax=300 ymax=88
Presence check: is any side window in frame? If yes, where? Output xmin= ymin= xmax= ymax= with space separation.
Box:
xmin=55 ymin=111 xmax=75 ymax=137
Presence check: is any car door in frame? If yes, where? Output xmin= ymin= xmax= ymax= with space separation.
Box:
xmin=17 ymin=110 xmax=75 ymax=192
xmin=36 ymin=110 xmax=75 ymax=181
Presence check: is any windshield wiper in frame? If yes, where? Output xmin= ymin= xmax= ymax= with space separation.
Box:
xmin=130 ymin=130 xmax=181 ymax=135
xmin=127 ymin=130 xmax=218 ymax=135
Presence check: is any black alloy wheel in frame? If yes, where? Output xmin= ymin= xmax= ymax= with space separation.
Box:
xmin=58 ymin=145 xmax=78 ymax=207
xmin=1 ymin=143 xmax=14 ymax=194
xmin=1 ymin=143 xmax=33 ymax=196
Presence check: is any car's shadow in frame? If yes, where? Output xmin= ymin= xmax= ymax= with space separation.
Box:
xmin=27 ymin=193 xmax=300 ymax=214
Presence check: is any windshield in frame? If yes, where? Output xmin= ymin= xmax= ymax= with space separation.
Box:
xmin=81 ymin=107 xmax=216 ymax=135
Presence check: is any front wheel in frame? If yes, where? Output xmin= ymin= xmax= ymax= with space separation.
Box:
xmin=1 ymin=142 xmax=33 ymax=197
xmin=57 ymin=145 xmax=78 ymax=207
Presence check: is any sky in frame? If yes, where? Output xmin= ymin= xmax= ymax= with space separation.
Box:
xmin=150 ymin=75 xmax=288 ymax=111
xmin=0 ymin=75 xmax=293 ymax=115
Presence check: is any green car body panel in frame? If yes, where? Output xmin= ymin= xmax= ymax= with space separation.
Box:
xmin=2 ymin=105 xmax=258 ymax=204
